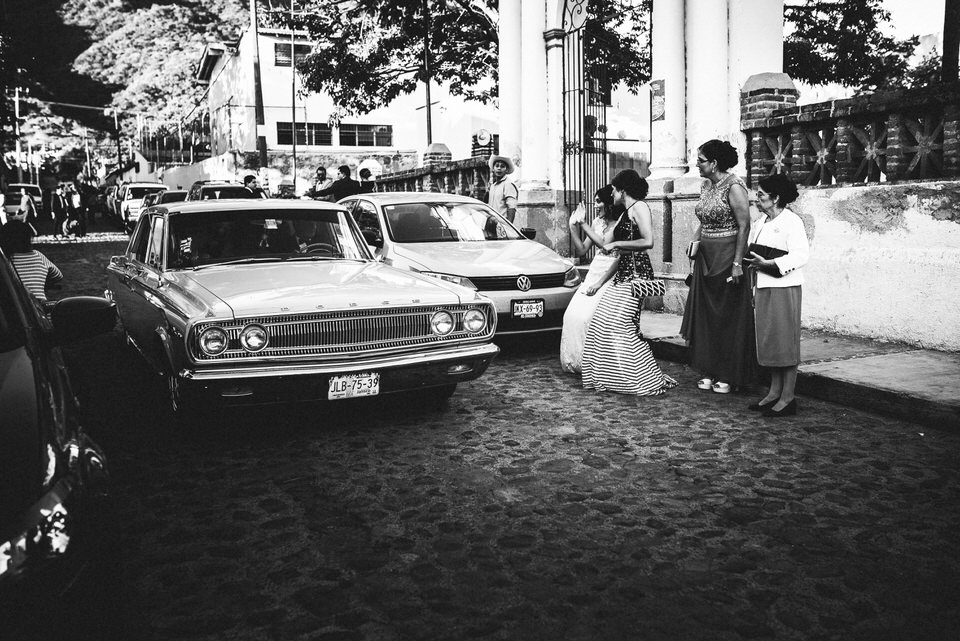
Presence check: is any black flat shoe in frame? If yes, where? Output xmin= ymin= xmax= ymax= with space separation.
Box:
xmin=762 ymin=399 xmax=797 ymax=417
xmin=748 ymin=399 xmax=776 ymax=411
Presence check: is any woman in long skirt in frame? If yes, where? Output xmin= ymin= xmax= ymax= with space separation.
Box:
xmin=581 ymin=170 xmax=677 ymax=396
xmin=680 ymin=139 xmax=759 ymax=393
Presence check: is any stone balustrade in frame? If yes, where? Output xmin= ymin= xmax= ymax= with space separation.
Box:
xmin=375 ymin=156 xmax=491 ymax=201
xmin=742 ymin=81 xmax=960 ymax=187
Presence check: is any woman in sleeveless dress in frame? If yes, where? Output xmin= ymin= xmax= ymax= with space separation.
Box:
xmin=581 ymin=170 xmax=677 ymax=396
xmin=680 ymin=139 xmax=759 ymax=393
xmin=560 ymin=186 xmax=623 ymax=373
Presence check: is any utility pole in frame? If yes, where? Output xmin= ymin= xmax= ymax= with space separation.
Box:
xmin=291 ymin=0 xmax=297 ymax=193
xmin=251 ymin=0 xmax=269 ymax=167
xmin=422 ymin=0 xmax=433 ymax=145
xmin=14 ymin=84 xmax=23 ymax=182
xmin=944 ymin=0 xmax=960 ymax=82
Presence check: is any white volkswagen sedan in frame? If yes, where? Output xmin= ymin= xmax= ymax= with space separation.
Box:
xmin=340 ymin=192 xmax=580 ymax=334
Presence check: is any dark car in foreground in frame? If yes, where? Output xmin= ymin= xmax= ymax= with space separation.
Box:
xmin=105 ymin=199 xmax=499 ymax=417
xmin=0 ymin=248 xmax=119 ymax=638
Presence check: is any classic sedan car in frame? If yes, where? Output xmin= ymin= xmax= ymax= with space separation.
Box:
xmin=105 ymin=199 xmax=499 ymax=415
xmin=0 ymin=248 xmax=118 ymax=638
xmin=339 ymin=192 xmax=581 ymax=334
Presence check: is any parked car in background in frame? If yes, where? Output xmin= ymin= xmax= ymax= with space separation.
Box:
xmin=105 ymin=199 xmax=499 ymax=417
xmin=1 ymin=183 xmax=43 ymax=225
xmin=339 ymin=192 xmax=581 ymax=334
xmin=153 ymin=189 xmax=187 ymax=205
xmin=116 ymin=182 xmax=167 ymax=230
xmin=185 ymin=180 xmax=258 ymax=201
xmin=0 ymin=246 xmax=119 ymax=639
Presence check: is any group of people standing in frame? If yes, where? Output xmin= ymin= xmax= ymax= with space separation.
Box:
xmin=560 ymin=139 xmax=810 ymax=418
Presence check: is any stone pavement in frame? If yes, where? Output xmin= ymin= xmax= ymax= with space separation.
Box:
xmin=639 ymin=313 xmax=960 ymax=432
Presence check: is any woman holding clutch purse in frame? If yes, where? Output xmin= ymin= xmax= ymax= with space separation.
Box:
xmin=560 ymin=186 xmax=623 ymax=373
xmin=743 ymin=173 xmax=810 ymax=417
xmin=680 ymin=139 xmax=759 ymax=394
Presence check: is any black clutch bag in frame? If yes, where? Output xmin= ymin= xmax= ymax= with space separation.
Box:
xmin=747 ymin=243 xmax=788 ymax=277
xmin=748 ymin=243 xmax=788 ymax=260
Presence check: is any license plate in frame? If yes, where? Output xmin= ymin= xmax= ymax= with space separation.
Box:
xmin=328 ymin=372 xmax=380 ymax=400
xmin=512 ymin=299 xmax=544 ymax=318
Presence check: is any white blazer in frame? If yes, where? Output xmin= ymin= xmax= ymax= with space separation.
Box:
xmin=748 ymin=209 xmax=809 ymax=289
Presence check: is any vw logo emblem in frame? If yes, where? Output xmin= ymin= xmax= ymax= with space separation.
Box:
xmin=516 ymin=275 xmax=532 ymax=291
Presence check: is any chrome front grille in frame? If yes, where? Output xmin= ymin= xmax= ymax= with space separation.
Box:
xmin=470 ymin=273 xmax=566 ymax=291
xmin=190 ymin=304 xmax=495 ymax=361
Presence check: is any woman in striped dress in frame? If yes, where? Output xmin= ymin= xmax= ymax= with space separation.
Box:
xmin=581 ymin=170 xmax=677 ymax=396
xmin=0 ymin=220 xmax=62 ymax=302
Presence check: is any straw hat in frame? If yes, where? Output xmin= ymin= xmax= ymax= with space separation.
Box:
xmin=488 ymin=155 xmax=515 ymax=175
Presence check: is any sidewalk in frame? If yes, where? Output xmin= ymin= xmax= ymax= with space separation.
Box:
xmin=641 ymin=311 xmax=960 ymax=431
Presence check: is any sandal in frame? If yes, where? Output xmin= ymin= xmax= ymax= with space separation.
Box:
xmin=697 ymin=378 xmax=714 ymax=390
xmin=711 ymin=381 xmax=732 ymax=394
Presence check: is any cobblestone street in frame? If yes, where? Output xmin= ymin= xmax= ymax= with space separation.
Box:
xmin=42 ymin=237 xmax=960 ymax=641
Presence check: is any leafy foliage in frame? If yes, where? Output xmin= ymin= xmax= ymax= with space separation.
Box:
xmin=784 ymin=0 xmax=918 ymax=90
xmin=292 ymin=0 xmax=651 ymax=117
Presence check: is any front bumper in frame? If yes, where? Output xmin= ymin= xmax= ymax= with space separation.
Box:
xmin=481 ymin=287 xmax=576 ymax=334
xmin=178 ymin=342 xmax=500 ymax=405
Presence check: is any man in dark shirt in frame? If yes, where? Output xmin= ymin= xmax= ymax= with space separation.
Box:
xmin=242 ymin=175 xmax=268 ymax=198
xmin=314 ymin=165 xmax=361 ymax=202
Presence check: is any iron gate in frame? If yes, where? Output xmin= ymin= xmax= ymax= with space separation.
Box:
xmin=561 ymin=5 xmax=609 ymax=259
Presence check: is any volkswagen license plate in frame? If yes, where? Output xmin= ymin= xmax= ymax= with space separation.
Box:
xmin=512 ymin=299 xmax=544 ymax=318
xmin=328 ymin=372 xmax=380 ymax=400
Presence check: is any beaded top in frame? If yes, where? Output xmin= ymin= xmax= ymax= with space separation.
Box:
xmin=695 ymin=173 xmax=746 ymax=235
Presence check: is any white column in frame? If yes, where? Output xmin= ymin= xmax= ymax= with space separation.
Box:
xmin=544 ymin=29 xmax=566 ymax=191
xmin=728 ymin=0 xmax=784 ymax=175
xmin=498 ymin=0 xmax=523 ymax=173
xmin=684 ymin=0 xmax=729 ymax=175
xmin=518 ymin=0 xmax=549 ymax=190
xmin=648 ymin=0 xmax=688 ymax=179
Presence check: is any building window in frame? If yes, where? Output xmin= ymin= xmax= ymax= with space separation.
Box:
xmin=339 ymin=124 xmax=392 ymax=147
xmin=277 ymin=122 xmax=332 ymax=146
xmin=274 ymin=43 xmax=312 ymax=67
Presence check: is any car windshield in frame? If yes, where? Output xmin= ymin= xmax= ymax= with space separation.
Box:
xmin=383 ymin=201 xmax=522 ymax=242
xmin=130 ymin=187 xmax=165 ymax=199
xmin=200 ymin=186 xmax=249 ymax=199
xmin=167 ymin=208 xmax=371 ymax=269
xmin=159 ymin=192 xmax=187 ymax=203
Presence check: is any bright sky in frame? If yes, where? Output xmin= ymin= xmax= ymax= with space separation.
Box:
xmin=882 ymin=0 xmax=944 ymax=38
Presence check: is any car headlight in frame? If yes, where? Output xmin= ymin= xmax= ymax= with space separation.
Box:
xmin=430 ymin=310 xmax=454 ymax=336
xmin=563 ymin=266 xmax=582 ymax=288
xmin=198 ymin=326 xmax=229 ymax=355
xmin=420 ymin=272 xmax=477 ymax=290
xmin=462 ymin=308 xmax=487 ymax=333
xmin=239 ymin=324 xmax=268 ymax=352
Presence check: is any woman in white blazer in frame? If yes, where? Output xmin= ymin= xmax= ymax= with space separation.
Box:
xmin=743 ymin=173 xmax=809 ymax=417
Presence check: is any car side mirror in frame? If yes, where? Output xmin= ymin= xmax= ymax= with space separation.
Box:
xmin=520 ymin=227 xmax=537 ymax=240
xmin=49 ymin=296 xmax=117 ymax=344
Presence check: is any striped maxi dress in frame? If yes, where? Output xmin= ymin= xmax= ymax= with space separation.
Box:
xmin=581 ymin=215 xmax=677 ymax=396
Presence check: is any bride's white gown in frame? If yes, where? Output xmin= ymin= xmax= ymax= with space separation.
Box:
xmin=559 ymin=252 xmax=618 ymax=373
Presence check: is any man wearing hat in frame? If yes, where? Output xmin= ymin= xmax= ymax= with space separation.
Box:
xmin=487 ymin=155 xmax=518 ymax=223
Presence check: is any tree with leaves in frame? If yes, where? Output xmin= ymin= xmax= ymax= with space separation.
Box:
xmin=783 ymin=0 xmax=918 ymax=91
xmin=291 ymin=0 xmax=650 ymax=118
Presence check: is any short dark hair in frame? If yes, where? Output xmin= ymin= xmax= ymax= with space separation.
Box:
xmin=0 ymin=221 xmax=34 ymax=253
xmin=758 ymin=173 xmax=800 ymax=207
xmin=699 ymin=139 xmax=739 ymax=171
xmin=244 ymin=174 xmax=257 ymax=186
xmin=359 ymin=168 xmax=371 ymax=179
xmin=338 ymin=165 xmax=351 ymax=177
xmin=316 ymin=167 xmax=327 ymax=175
xmin=610 ymin=169 xmax=649 ymax=201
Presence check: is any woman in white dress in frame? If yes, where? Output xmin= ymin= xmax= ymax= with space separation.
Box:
xmin=560 ymin=186 xmax=623 ymax=373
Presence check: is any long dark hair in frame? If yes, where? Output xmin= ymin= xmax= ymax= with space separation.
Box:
xmin=610 ymin=169 xmax=649 ymax=201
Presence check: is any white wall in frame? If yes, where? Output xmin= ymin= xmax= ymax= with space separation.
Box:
xmin=796 ymin=181 xmax=960 ymax=351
